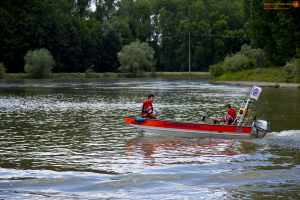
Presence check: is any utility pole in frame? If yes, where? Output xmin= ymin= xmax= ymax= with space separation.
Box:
xmin=186 ymin=31 xmax=193 ymax=73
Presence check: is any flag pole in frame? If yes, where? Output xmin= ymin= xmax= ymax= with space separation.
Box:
xmin=238 ymin=86 xmax=254 ymax=126
xmin=248 ymin=85 xmax=254 ymax=100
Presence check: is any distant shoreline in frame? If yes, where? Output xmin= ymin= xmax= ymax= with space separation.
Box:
xmin=214 ymin=81 xmax=300 ymax=89
xmin=1 ymin=72 xmax=211 ymax=79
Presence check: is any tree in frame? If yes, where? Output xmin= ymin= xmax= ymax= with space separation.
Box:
xmin=74 ymin=0 xmax=92 ymax=19
xmin=246 ymin=0 xmax=300 ymax=66
xmin=156 ymin=8 xmax=173 ymax=71
xmin=92 ymin=0 xmax=116 ymax=22
xmin=134 ymin=0 xmax=152 ymax=42
xmin=118 ymin=40 xmax=155 ymax=77
xmin=0 ymin=62 xmax=7 ymax=79
xmin=24 ymin=48 xmax=55 ymax=78
xmin=0 ymin=1 xmax=34 ymax=72
xmin=0 ymin=0 xmax=254 ymax=73
xmin=119 ymin=21 xmax=133 ymax=45
xmin=208 ymin=0 xmax=246 ymax=30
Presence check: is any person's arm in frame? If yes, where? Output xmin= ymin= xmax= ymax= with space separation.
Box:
xmin=215 ymin=117 xmax=224 ymax=124
xmin=220 ymin=118 xmax=224 ymax=125
xmin=150 ymin=113 xmax=159 ymax=119
xmin=146 ymin=104 xmax=158 ymax=119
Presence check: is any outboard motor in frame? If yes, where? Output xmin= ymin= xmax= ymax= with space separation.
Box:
xmin=253 ymin=119 xmax=270 ymax=138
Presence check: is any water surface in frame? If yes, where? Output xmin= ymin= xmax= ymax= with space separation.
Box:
xmin=0 ymin=78 xmax=299 ymax=199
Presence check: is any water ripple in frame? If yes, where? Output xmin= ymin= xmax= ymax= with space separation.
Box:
xmin=0 ymin=78 xmax=300 ymax=199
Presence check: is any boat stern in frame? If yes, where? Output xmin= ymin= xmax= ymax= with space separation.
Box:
xmin=251 ymin=119 xmax=270 ymax=138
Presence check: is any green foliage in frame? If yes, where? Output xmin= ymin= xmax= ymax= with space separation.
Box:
xmin=209 ymin=62 xmax=224 ymax=78
xmin=223 ymin=53 xmax=256 ymax=72
xmin=0 ymin=62 xmax=7 ymax=79
xmin=294 ymin=48 xmax=300 ymax=61
xmin=118 ymin=39 xmax=155 ymax=77
xmin=134 ymin=0 xmax=152 ymax=42
xmin=151 ymin=59 xmax=157 ymax=77
xmin=0 ymin=0 xmax=257 ymax=74
xmin=154 ymin=0 xmax=248 ymax=72
xmin=74 ymin=0 xmax=91 ymax=19
xmin=101 ymin=20 xmax=121 ymax=39
xmin=215 ymin=65 xmax=300 ymax=83
xmin=85 ymin=65 xmax=94 ymax=78
xmin=118 ymin=21 xmax=133 ymax=45
xmin=246 ymin=0 xmax=300 ymax=66
xmin=24 ymin=48 xmax=55 ymax=78
xmin=215 ymin=68 xmax=284 ymax=82
xmin=0 ymin=4 xmax=32 ymax=73
xmin=240 ymin=44 xmax=267 ymax=68
xmin=282 ymin=59 xmax=300 ymax=82
xmin=283 ymin=60 xmax=300 ymax=75
xmin=209 ymin=52 xmax=256 ymax=78
xmin=0 ymin=0 xmax=122 ymax=74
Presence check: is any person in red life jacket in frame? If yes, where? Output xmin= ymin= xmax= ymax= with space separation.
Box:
xmin=215 ymin=104 xmax=237 ymax=125
xmin=141 ymin=94 xmax=159 ymax=119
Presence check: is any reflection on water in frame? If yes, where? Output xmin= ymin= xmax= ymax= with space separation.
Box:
xmin=126 ymin=134 xmax=253 ymax=166
xmin=0 ymin=78 xmax=300 ymax=199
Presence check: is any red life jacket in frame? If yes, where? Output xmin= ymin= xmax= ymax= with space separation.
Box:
xmin=141 ymin=100 xmax=154 ymax=119
xmin=223 ymin=109 xmax=237 ymax=125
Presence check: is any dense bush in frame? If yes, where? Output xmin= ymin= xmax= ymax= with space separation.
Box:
xmin=222 ymin=53 xmax=256 ymax=72
xmin=209 ymin=53 xmax=256 ymax=78
xmin=0 ymin=63 xmax=7 ymax=79
xmin=240 ymin=44 xmax=267 ymax=68
xmin=85 ymin=65 xmax=94 ymax=78
xmin=24 ymin=48 xmax=55 ymax=78
xmin=282 ymin=59 xmax=300 ymax=75
xmin=282 ymin=59 xmax=300 ymax=82
xmin=209 ymin=62 xmax=224 ymax=78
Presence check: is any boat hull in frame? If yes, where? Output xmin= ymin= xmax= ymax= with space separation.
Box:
xmin=123 ymin=116 xmax=266 ymax=139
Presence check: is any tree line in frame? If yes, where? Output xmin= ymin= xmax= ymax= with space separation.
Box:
xmin=0 ymin=0 xmax=299 ymax=74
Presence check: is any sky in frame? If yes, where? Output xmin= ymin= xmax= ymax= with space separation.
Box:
xmin=90 ymin=3 xmax=96 ymax=12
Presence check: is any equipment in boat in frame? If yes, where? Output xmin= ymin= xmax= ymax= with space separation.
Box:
xmin=123 ymin=86 xmax=270 ymax=139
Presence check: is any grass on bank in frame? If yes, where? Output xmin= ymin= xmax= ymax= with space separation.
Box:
xmin=209 ymin=45 xmax=300 ymax=84
xmin=3 ymin=72 xmax=211 ymax=79
xmin=214 ymin=67 xmax=300 ymax=83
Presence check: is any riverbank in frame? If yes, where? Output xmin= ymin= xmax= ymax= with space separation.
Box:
xmin=3 ymin=72 xmax=211 ymax=79
xmin=212 ymin=67 xmax=300 ymax=89
xmin=214 ymin=81 xmax=300 ymax=89
xmin=214 ymin=67 xmax=300 ymax=83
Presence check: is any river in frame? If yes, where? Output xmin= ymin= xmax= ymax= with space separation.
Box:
xmin=0 ymin=78 xmax=299 ymax=199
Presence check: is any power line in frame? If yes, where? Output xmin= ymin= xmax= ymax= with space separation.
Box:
xmin=191 ymin=33 xmax=247 ymax=37
xmin=157 ymin=32 xmax=248 ymax=38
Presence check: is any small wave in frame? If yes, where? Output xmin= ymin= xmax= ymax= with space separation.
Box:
xmin=266 ymin=130 xmax=300 ymax=138
xmin=256 ymin=130 xmax=300 ymax=149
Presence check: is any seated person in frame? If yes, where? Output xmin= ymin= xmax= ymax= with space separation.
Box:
xmin=141 ymin=94 xmax=159 ymax=119
xmin=215 ymin=104 xmax=237 ymax=125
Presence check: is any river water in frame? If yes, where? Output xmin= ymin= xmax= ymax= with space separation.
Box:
xmin=0 ymin=78 xmax=299 ymax=199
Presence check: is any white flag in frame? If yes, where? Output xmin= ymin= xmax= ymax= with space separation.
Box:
xmin=249 ymin=86 xmax=262 ymax=100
